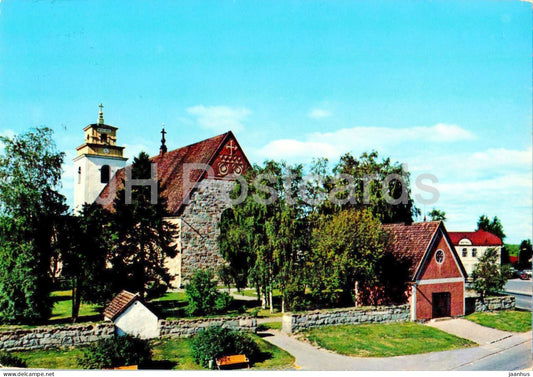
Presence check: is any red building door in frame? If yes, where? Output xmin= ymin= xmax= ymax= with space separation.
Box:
xmin=432 ymin=292 xmax=451 ymax=318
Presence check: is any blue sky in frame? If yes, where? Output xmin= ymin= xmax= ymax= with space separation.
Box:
xmin=0 ymin=0 xmax=531 ymax=243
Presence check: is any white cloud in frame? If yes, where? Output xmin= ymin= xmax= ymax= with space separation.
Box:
xmin=308 ymin=108 xmax=331 ymax=119
xmin=256 ymin=123 xmax=475 ymax=161
xmin=186 ymin=105 xmax=251 ymax=133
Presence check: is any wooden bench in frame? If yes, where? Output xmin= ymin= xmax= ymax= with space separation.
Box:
xmin=113 ymin=365 xmax=138 ymax=370
xmin=215 ymin=354 xmax=249 ymax=369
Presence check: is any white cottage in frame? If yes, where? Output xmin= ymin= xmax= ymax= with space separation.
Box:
xmin=103 ymin=290 xmax=160 ymax=339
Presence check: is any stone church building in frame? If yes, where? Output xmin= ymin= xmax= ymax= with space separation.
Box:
xmin=74 ymin=106 xmax=251 ymax=288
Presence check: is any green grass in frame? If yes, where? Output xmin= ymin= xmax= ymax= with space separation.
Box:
xmin=13 ymin=335 xmax=294 ymax=370
xmin=50 ymin=291 xmax=101 ymax=322
xmin=465 ymin=310 xmax=532 ymax=332
xmin=300 ymin=322 xmax=476 ymax=357
xmin=13 ymin=347 xmax=85 ymax=369
xmin=257 ymin=321 xmax=283 ymax=331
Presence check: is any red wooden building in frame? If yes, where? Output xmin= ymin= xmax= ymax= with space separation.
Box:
xmin=384 ymin=221 xmax=467 ymax=320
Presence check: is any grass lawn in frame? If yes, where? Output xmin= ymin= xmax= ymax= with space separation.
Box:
xmin=299 ymin=322 xmax=476 ymax=357
xmin=13 ymin=335 xmax=294 ymax=370
xmin=465 ymin=310 xmax=532 ymax=332
xmin=257 ymin=321 xmax=283 ymax=331
xmin=50 ymin=291 xmax=101 ymax=322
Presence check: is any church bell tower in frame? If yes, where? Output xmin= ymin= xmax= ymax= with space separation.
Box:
xmin=73 ymin=104 xmax=127 ymax=212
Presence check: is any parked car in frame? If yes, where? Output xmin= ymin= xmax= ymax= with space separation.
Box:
xmin=519 ymin=270 xmax=531 ymax=280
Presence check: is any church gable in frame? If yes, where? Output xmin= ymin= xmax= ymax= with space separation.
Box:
xmin=97 ymin=131 xmax=251 ymax=215
xmin=210 ymin=136 xmax=248 ymax=178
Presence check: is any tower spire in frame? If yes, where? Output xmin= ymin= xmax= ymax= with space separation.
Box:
xmin=160 ymin=123 xmax=167 ymax=156
xmin=98 ymin=103 xmax=104 ymax=125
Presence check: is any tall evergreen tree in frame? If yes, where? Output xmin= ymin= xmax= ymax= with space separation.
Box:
xmin=0 ymin=128 xmax=67 ymax=324
xmin=111 ymin=152 xmax=177 ymax=300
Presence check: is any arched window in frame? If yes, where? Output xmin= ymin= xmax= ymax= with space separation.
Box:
xmin=101 ymin=165 xmax=110 ymax=184
xmin=77 ymin=167 xmax=81 ymax=184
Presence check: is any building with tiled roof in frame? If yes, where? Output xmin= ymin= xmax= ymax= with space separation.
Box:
xmin=104 ymin=290 xmax=160 ymax=339
xmin=75 ymin=106 xmax=251 ymax=288
xmin=448 ymin=229 xmax=503 ymax=278
xmin=383 ymin=221 xmax=467 ymax=320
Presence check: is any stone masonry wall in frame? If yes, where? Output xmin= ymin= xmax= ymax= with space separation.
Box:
xmin=180 ymin=179 xmax=235 ymax=282
xmin=282 ymin=304 xmax=410 ymax=334
xmin=159 ymin=316 xmax=257 ymax=338
xmin=475 ymin=295 xmax=515 ymax=313
xmin=0 ymin=322 xmax=114 ymax=352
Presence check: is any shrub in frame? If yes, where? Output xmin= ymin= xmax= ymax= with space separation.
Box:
xmin=0 ymin=351 xmax=27 ymax=368
xmin=185 ymin=269 xmax=233 ymax=316
xmin=190 ymin=325 xmax=260 ymax=368
xmin=78 ymin=335 xmax=152 ymax=369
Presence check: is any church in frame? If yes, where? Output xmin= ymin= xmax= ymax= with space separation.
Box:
xmin=74 ymin=105 xmax=251 ymax=287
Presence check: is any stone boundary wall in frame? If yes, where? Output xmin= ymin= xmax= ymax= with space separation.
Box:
xmin=465 ymin=295 xmax=516 ymax=314
xmin=282 ymin=304 xmax=410 ymax=334
xmin=159 ymin=316 xmax=257 ymax=338
xmin=475 ymin=295 xmax=515 ymax=313
xmin=0 ymin=322 xmax=114 ymax=352
xmin=0 ymin=316 xmax=257 ymax=352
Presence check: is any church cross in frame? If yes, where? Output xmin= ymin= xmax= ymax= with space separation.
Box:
xmin=225 ymin=140 xmax=237 ymax=156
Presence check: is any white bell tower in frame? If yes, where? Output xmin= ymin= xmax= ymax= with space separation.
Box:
xmin=73 ymin=104 xmax=128 ymax=212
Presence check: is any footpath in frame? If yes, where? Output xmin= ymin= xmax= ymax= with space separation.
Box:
xmin=257 ymin=320 xmax=532 ymax=371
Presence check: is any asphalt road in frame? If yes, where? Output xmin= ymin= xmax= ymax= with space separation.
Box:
xmin=453 ymin=335 xmax=532 ymax=371
xmin=503 ymin=279 xmax=532 ymax=311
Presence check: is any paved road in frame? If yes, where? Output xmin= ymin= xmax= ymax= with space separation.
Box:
xmin=504 ymin=279 xmax=532 ymax=311
xmin=259 ymin=326 xmax=532 ymax=371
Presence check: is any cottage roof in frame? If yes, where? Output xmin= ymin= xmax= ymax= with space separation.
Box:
xmin=98 ymin=131 xmax=250 ymax=215
xmin=103 ymin=290 xmax=140 ymax=321
xmin=448 ymin=229 xmax=503 ymax=246
xmin=383 ymin=221 xmax=441 ymax=279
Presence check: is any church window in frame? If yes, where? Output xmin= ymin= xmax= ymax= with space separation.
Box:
xmin=462 ymin=248 xmax=467 ymax=257
xmin=101 ymin=133 xmax=108 ymax=144
xmin=77 ymin=167 xmax=81 ymax=184
xmin=472 ymin=248 xmax=477 ymax=258
xmin=101 ymin=165 xmax=110 ymax=184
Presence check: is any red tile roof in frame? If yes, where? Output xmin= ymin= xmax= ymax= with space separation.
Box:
xmin=382 ymin=221 xmax=441 ymax=279
xmin=98 ymin=131 xmax=249 ymax=215
xmin=448 ymin=229 xmax=503 ymax=246
xmin=103 ymin=290 xmax=139 ymax=321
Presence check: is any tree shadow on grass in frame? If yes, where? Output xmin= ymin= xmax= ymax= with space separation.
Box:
xmin=146 ymin=360 xmax=178 ymax=369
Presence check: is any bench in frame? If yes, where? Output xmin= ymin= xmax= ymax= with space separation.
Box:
xmin=215 ymin=354 xmax=250 ymax=369
xmin=113 ymin=365 xmax=138 ymax=370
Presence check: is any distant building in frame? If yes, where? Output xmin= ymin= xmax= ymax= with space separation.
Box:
xmin=384 ymin=221 xmax=467 ymax=320
xmin=104 ymin=290 xmax=160 ymax=339
xmin=448 ymin=229 xmax=503 ymax=278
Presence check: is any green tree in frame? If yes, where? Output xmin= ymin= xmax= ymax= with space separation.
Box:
xmin=428 ymin=208 xmax=446 ymax=221
xmin=217 ymin=208 xmax=256 ymax=291
xmin=185 ymin=269 xmax=232 ymax=316
xmin=0 ymin=128 xmax=67 ymax=324
xmin=518 ymin=239 xmax=532 ymax=269
xmin=111 ymin=152 xmax=177 ymax=300
xmin=477 ymin=215 xmax=506 ymax=240
xmin=330 ymin=151 xmax=419 ymax=224
xmin=471 ymin=247 xmax=512 ymax=298
xmin=219 ymin=160 xmax=307 ymax=313
xmin=308 ymin=209 xmax=386 ymax=306
xmin=59 ymin=203 xmax=114 ymax=321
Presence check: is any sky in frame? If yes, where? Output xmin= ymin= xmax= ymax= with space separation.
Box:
xmin=0 ymin=0 xmax=531 ymax=243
